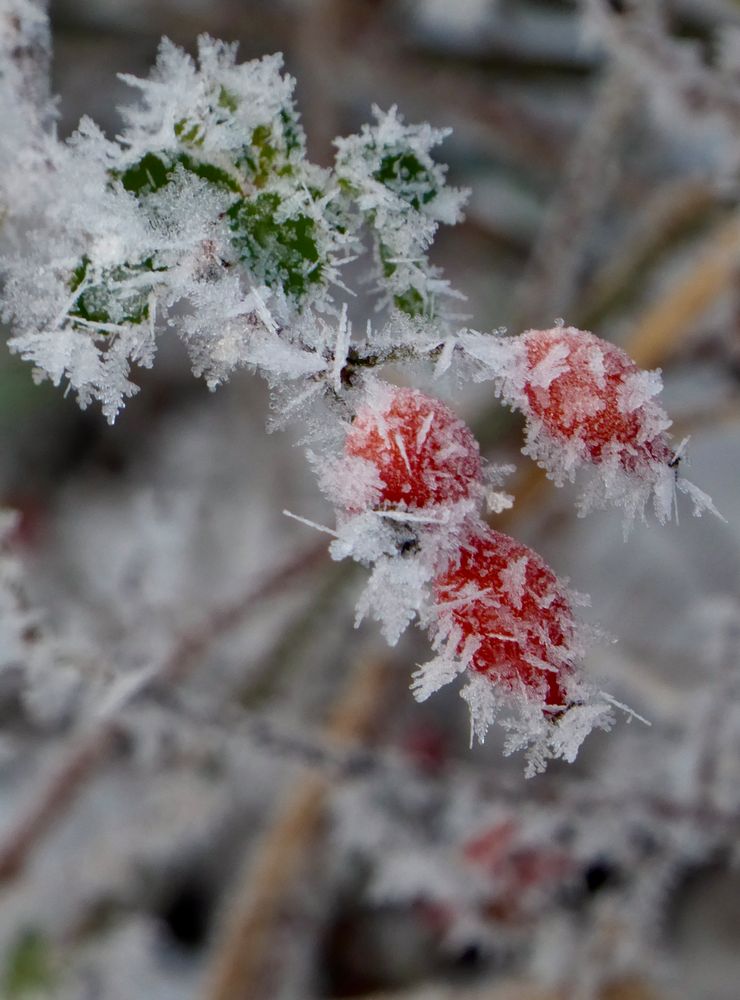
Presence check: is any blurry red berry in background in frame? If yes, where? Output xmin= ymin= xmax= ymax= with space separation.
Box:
xmin=521 ymin=327 xmax=673 ymax=471
xmin=401 ymin=722 xmax=450 ymax=775
xmin=345 ymin=386 xmax=482 ymax=509
xmin=434 ymin=527 xmax=575 ymax=709
xmin=463 ymin=819 xmax=573 ymax=923
xmin=463 ymin=819 xmax=518 ymax=869
xmin=2 ymin=493 xmax=45 ymax=550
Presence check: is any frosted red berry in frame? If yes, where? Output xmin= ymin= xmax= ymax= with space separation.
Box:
xmin=519 ymin=327 xmax=672 ymax=471
xmin=345 ymin=386 xmax=482 ymax=510
xmin=434 ymin=527 xmax=575 ymax=708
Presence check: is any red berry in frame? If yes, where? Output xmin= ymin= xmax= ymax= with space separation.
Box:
xmin=463 ymin=819 xmax=518 ymax=869
xmin=345 ymin=385 xmax=482 ymax=510
xmin=519 ymin=327 xmax=672 ymax=471
xmin=434 ymin=527 xmax=575 ymax=708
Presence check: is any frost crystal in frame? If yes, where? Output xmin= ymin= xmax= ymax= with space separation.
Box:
xmin=334 ymin=105 xmax=468 ymax=320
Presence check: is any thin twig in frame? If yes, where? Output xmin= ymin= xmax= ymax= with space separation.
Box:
xmin=590 ymin=0 xmax=740 ymax=138
xmin=0 ymin=541 xmax=327 ymax=885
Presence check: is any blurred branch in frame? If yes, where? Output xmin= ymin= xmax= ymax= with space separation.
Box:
xmin=588 ymin=0 xmax=740 ymax=133
xmin=146 ymin=689 xmax=740 ymax=839
xmin=336 ymin=982 xmax=561 ymax=1000
xmin=333 ymin=973 xmax=663 ymax=999
xmin=624 ymin=212 xmax=740 ymax=368
xmin=239 ymin=559 xmax=356 ymax=707
xmin=512 ymin=65 xmax=638 ymax=328
xmin=0 ymin=541 xmax=327 ymax=885
xmin=576 ymin=180 xmax=717 ymax=331
xmin=202 ymin=656 xmax=390 ymax=1000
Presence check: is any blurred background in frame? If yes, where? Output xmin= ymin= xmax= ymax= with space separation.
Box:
xmin=1 ymin=1 xmax=740 ymax=998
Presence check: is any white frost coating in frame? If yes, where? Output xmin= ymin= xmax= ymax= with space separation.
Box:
xmin=499 ymin=555 xmax=528 ymax=610
xmin=354 ymin=555 xmax=430 ymax=645
xmin=411 ymin=629 xmax=479 ymax=702
xmin=460 ymin=671 xmax=502 ymax=746
xmin=281 ymin=371 xmax=633 ymax=771
xmin=116 ymin=42 xmax=297 ymax=167
xmin=528 ymin=341 xmax=570 ymax=390
xmin=416 ymin=643 xmax=620 ymax=776
xmin=416 ymin=410 xmax=435 ymax=449
xmin=402 ymin=520 xmax=629 ymax=771
xmin=3 ymin=36 xmax=468 ymax=422
xmin=501 ymin=700 xmax=616 ymax=778
xmin=434 ymin=336 xmax=457 ymax=376
xmin=0 ymin=18 xmax=722 ymax=781
xmin=326 ymin=503 xmax=471 ymax=647
xmin=618 ymin=368 xmax=665 ymax=416
xmin=334 ymin=104 xmax=469 ymax=319
xmin=331 ymin=304 xmax=351 ymax=394
xmin=313 ymin=450 xmax=384 ymax=513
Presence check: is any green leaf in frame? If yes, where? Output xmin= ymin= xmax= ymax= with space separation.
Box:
xmin=279 ymin=108 xmax=303 ymax=155
xmin=217 ymin=86 xmax=239 ymax=112
xmin=69 ymin=256 xmax=164 ymax=327
xmin=236 ymin=124 xmax=279 ymax=189
xmin=117 ymin=153 xmax=171 ymax=195
xmin=394 ymin=286 xmax=426 ymax=317
xmin=374 ymin=150 xmax=437 ymax=209
xmin=116 ymin=152 xmax=240 ymax=196
xmin=173 ymin=117 xmax=203 ymax=146
xmin=227 ymin=192 xmax=323 ymax=300
xmin=2 ymin=929 xmax=55 ymax=997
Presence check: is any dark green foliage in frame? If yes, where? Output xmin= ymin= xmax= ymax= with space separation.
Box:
xmin=217 ymin=86 xmax=239 ymax=113
xmin=379 ymin=242 xmax=397 ymax=279
xmin=379 ymin=245 xmax=429 ymax=317
xmin=279 ymin=107 xmax=303 ymax=155
xmin=69 ymin=256 xmax=164 ymax=327
xmin=227 ymin=192 xmax=322 ymax=300
xmin=117 ymin=152 xmax=240 ymax=196
xmin=237 ymin=124 xmax=280 ymax=189
xmin=393 ymin=286 xmax=427 ymax=317
xmin=374 ymin=150 xmax=437 ymax=209
xmin=117 ymin=153 xmax=171 ymax=195
xmin=173 ymin=117 xmax=203 ymax=146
